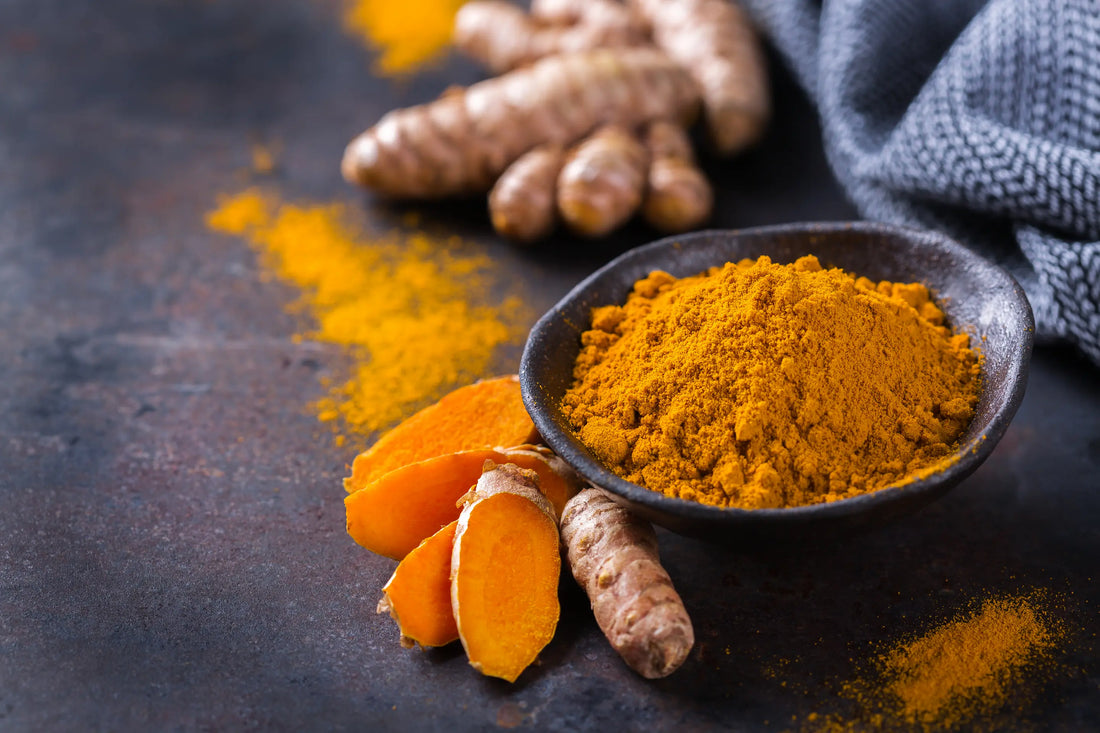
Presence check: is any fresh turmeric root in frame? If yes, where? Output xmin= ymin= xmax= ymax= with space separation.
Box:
xmin=345 ymin=444 xmax=579 ymax=559
xmin=341 ymin=48 xmax=698 ymax=199
xmin=529 ymin=0 xmax=646 ymax=32
xmin=629 ymin=0 xmax=770 ymax=154
xmin=557 ymin=125 xmax=649 ymax=237
xmin=452 ymin=463 xmax=561 ymax=682
xmin=642 ymin=120 xmax=713 ymax=232
xmin=454 ymin=0 xmax=647 ymax=74
xmin=343 ymin=375 xmax=538 ymax=493
xmin=377 ymin=521 xmax=459 ymax=649
xmin=560 ymin=487 xmax=694 ymax=678
xmin=489 ymin=144 xmax=566 ymax=243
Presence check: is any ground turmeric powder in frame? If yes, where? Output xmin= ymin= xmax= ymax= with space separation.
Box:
xmin=205 ymin=189 xmax=529 ymax=440
xmin=342 ymin=0 xmax=465 ymax=76
xmin=562 ymin=255 xmax=981 ymax=509
xmin=801 ymin=590 xmax=1066 ymax=732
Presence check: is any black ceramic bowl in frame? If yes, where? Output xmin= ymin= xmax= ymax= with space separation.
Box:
xmin=521 ymin=223 xmax=1034 ymax=544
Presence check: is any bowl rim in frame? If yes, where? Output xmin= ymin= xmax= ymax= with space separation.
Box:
xmin=520 ymin=221 xmax=1034 ymax=527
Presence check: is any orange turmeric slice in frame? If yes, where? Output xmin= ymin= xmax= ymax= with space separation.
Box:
xmin=451 ymin=463 xmax=560 ymax=682
xmin=377 ymin=521 xmax=460 ymax=649
xmin=343 ymin=375 xmax=540 ymax=493
xmin=345 ymin=445 xmax=579 ymax=560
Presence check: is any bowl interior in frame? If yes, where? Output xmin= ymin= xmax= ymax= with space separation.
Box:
xmin=520 ymin=223 xmax=1034 ymax=544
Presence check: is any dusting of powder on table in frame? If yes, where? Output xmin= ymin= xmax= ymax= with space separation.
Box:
xmin=206 ymin=189 xmax=529 ymax=443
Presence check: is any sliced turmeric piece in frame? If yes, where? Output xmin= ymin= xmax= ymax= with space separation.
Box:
xmin=378 ymin=521 xmax=459 ymax=649
xmin=451 ymin=463 xmax=561 ymax=683
xmin=343 ymin=375 xmax=539 ymax=494
xmin=345 ymin=445 xmax=579 ymax=559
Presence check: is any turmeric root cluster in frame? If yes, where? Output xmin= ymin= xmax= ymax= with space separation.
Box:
xmin=342 ymin=0 xmax=769 ymax=243
xmin=344 ymin=375 xmax=695 ymax=681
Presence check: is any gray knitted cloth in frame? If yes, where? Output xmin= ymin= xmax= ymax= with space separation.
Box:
xmin=740 ymin=0 xmax=1100 ymax=364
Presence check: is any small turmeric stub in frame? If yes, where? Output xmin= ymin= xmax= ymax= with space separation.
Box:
xmin=562 ymin=255 xmax=982 ymax=509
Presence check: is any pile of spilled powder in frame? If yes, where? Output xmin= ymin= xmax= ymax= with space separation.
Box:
xmin=803 ymin=591 xmax=1066 ymax=732
xmin=342 ymin=0 xmax=465 ymax=76
xmin=206 ymin=189 xmax=528 ymax=442
xmin=562 ymin=255 xmax=981 ymax=509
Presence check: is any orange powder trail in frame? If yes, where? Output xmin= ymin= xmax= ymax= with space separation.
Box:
xmin=342 ymin=0 xmax=466 ymax=76
xmin=206 ymin=189 xmax=530 ymax=440
xmin=800 ymin=590 xmax=1067 ymax=733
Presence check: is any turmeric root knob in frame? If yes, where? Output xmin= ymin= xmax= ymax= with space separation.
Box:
xmin=629 ymin=0 xmax=770 ymax=154
xmin=558 ymin=125 xmax=649 ymax=237
xmin=560 ymin=488 xmax=694 ymax=678
xmin=455 ymin=0 xmax=648 ymax=74
xmin=642 ymin=121 xmax=713 ymax=232
xmin=489 ymin=144 xmax=565 ymax=243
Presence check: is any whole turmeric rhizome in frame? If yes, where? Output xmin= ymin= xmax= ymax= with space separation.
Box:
xmin=346 ymin=375 xmax=696 ymax=682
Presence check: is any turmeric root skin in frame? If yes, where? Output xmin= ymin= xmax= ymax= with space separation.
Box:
xmin=642 ymin=121 xmax=713 ymax=232
xmin=558 ymin=125 xmax=649 ymax=237
xmin=489 ymin=145 xmax=565 ymax=243
xmin=630 ymin=0 xmax=770 ymax=155
xmin=455 ymin=0 xmax=647 ymax=75
xmin=342 ymin=48 xmax=699 ymax=198
xmin=560 ymin=488 xmax=694 ymax=679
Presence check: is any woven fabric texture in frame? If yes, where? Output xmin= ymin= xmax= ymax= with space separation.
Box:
xmin=741 ymin=0 xmax=1100 ymax=364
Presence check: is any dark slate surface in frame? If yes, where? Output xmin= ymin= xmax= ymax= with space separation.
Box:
xmin=1 ymin=1 xmax=1097 ymax=731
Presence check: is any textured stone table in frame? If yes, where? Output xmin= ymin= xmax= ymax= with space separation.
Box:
xmin=2 ymin=1 xmax=1097 ymax=730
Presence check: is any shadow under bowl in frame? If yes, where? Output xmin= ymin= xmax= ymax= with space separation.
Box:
xmin=520 ymin=223 xmax=1034 ymax=544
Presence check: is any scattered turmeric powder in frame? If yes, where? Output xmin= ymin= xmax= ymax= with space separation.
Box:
xmin=250 ymin=142 xmax=278 ymax=175
xmin=563 ymin=255 xmax=981 ymax=509
xmin=342 ymin=0 xmax=465 ymax=76
xmin=205 ymin=189 xmax=530 ymax=440
xmin=802 ymin=590 xmax=1067 ymax=732
xmin=880 ymin=593 xmax=1060 ymax=728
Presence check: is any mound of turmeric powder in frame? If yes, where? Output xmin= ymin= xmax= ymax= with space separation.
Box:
xmin=562 ymin=255 xmax=981 ymax=509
